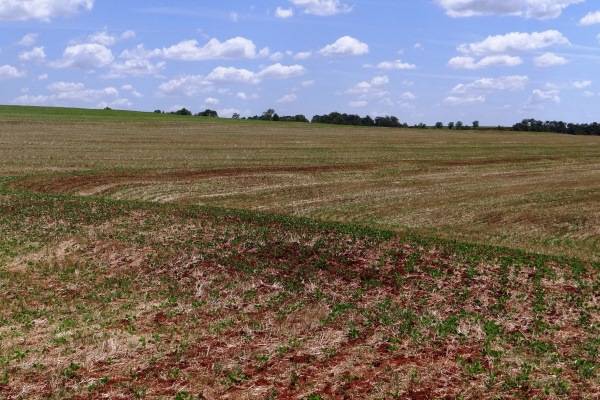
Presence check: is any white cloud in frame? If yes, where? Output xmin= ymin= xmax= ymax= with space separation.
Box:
xmin=18 ymin=33 xmax=37 ymax=47
xmin=448 ymin=54 xmax=523 ymax=69
xmin=580 ymin=11 xmax=600 ymax=26
xmin=19 ymin=46 xmax=46 ymax=62
xmin=458 ymin=30 xmax=570 ymax=55
xmin=0 ymin=0 xmax=94 ymax=21
xmin=530 ymin=88 xmax=560 ymax=104
xmin=206 ymin=66 xmax=258 ymax=84
xmin=376 ymin=59 xmax=416 ymax=70
xmin=0 ymin=65 xmax=25 ymax=79
xmin=437 ymin=0 xmax=582 ymax=19
xmin=270 ymin=51 xmax=285 ymax=61
xmin=14 ymin=81 xmax=125 ymax=107
xmin=294 ymin=51 xmax=312 ymax=60
xmin=349 ymin=100 xmax=368 ymax=107
xmin=236 ymin=92 xmax=258 ymax=100
xmin=88 ymin=30 xmax=117 ymax=46
xmin=275 ymin=7 xmax=294 ymax=18
xmin=320 ymin=36 xmax=368 ymax=56
xmin=277 ymin=93 xmax=297 ymax=103
xmin=257 ymin=63 xmax=306 ymax=79
xmin=290 ymin=0 xmax=352 ymax=16
xmin=108 ymin=58 xmax=165 ymax=78
xmin=158 ymin=75 xmax=212 ymax=97
xmin=444 ymin=95 xmax=486 ymax=106
xmin=161 ymin=37 xmax=257 ymax=61
xmin=451 ymin=76 xmax=529 ymax=94
xmin=120 ymin=84 xmax=142 ymax=98
xmin=38 ymin=73 xmax=48 ymax=80
xmin=301 ymin=79 xmax=315 ymax=87
xmin=400 ymin=91 xmax=416 ymax=100
xmin=204 ymin=97 xmax=220 ymax=106
xmin=347 ymin=75 xmax=389 ymax=98
xmin=52 ymin=43 xmax=114 ymax=70
xmin=573 ymin=80 xmax=592 ymax=89
xmin=121 ymin=30 xmax=136 ymax=40
xmin=533 ymin=52 xmax=568 ymax=67
xmin=159 ymin=64 xmax=305 ymax=96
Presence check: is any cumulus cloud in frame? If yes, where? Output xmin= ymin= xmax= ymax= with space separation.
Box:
xmin=159 ymin=64 xmax=306 ymax=96
xmin=446 ymin=75 xmax=528 ymax=106
xmin=530 ymin=88 xmax=560 ymax=104
xmin=18 ymin=33 xmax=38 ymax=47
xmin=346 ymin=75 xmax=389 ymax=99
xmin=579 ymin=11 xmax=600 ymax=26
xmin=444 ymin=95 xmax=486 ymax=106
xmin=573 ymin=80 xmax=592 ymax=89
xmin=204 ymin=97 xmax=220 ymax=106
xmin=451 ymin=76 xmax=529 ymax=94
xmin=258 ymin=63 xmax=305 ymax=79
xmin=294 ymin=51 xmax=312 ymax=60
xmin=277 ymin=93 xmax=298 ymax=103
xmin=0 ymin=65 xmax=25 ymax=79
xmin=376 ymin=59 xmax=416 ymax=70
xmin=19 ymin=46 xmax=46 ymax=62
xmin=13 ymin=81 xmax=130 ymax=108
xmin=448 ymin=54 xmax=522 ymax=69
xmin=275 ymin=7 xmax=294 ymax=18
xmin=0 ymin=0 xmax=94 ymax=21
xmin=533 ymin=52 xmax=568 ymax=67
xmin=161 ymin=37 xmax=258 ymax=61
xmin=458 ymin=30 xmax=570 ymax=55
xmin=107 ymin=44 xmax=165 ymax=77
xmin=320 ymin=36 xmax=368 ymax=56
xmin=437 ymin=0 xmax=582 ymax=19
xmin=52 ymin=43 xmax=114 ymax=70
xmin=290 ymin=0 xmax=352 ymax=16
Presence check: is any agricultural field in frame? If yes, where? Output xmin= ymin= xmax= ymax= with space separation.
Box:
xmin=0 ymin=106 xmax=598 ymax=399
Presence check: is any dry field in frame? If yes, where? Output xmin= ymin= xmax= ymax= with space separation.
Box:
xmin=1 ymin=106 xmax=599 ymax=261
xmin=0 ymin=106 xmax=598 ymax=399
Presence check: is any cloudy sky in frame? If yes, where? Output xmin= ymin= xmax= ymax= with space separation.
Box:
xmin=2 ymin=0 xmax=600 ymax=124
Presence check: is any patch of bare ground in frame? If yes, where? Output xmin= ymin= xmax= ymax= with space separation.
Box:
xmin=0 ymin=192 xmax=597 ymax=399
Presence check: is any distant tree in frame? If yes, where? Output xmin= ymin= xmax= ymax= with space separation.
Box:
xmin=455 ymin=121 xmax=464 ymax=130
xmin=272 ymin=113 xmax=280 ymax=121
xmin=435 ymin=122 xmax=444 ymax=129
xmin=472 ymin=120 xmax=480 ymax=129
xmin=197 ymin=109 xmax=218 ymax=117
xmin=172 ymin=108 xmax=192 ymax=116
xmin=103 ymin=107 xmax=112 ymax=111
xmin=448 ymin=122 xmax=455 ymax=130
xmin=261 ymin=109 xmax=276 ymax=121
xmin=154 ymin=109 xmax=162 ymax=114
xmin=231 ymin=113 xmax=240 ymax=120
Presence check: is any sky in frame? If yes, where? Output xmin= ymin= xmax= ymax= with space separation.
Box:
xmin=2 ymin=0 xmax=600 ymax=125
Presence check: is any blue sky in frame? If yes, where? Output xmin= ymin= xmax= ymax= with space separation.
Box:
xmin=2 ymin=0 xmax=600 ymax=124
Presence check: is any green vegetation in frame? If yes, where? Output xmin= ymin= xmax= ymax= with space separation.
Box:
xmin=0 ymin=106 xmax=598 ymax=398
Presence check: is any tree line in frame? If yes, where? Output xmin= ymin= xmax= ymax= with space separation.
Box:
xmin=512 ymin=119 xmax=600 ymax=136
xmin=151 ymin=108 xmax=600 ymax=136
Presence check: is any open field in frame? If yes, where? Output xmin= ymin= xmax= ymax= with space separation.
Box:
xmin=1 ymin=106 xmax=599 ymax=261
xmin=0 ymin=106 xmax=599 ymax=399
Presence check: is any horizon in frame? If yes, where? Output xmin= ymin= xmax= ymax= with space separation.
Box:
xmin=2 ymin=1 xmax=600 ymax=124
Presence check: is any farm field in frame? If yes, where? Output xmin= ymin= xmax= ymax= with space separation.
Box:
xmin=1 ymin=106 xmax=599 ymax=261
xmin=0 ymin=106 xmax=599 ymax=399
